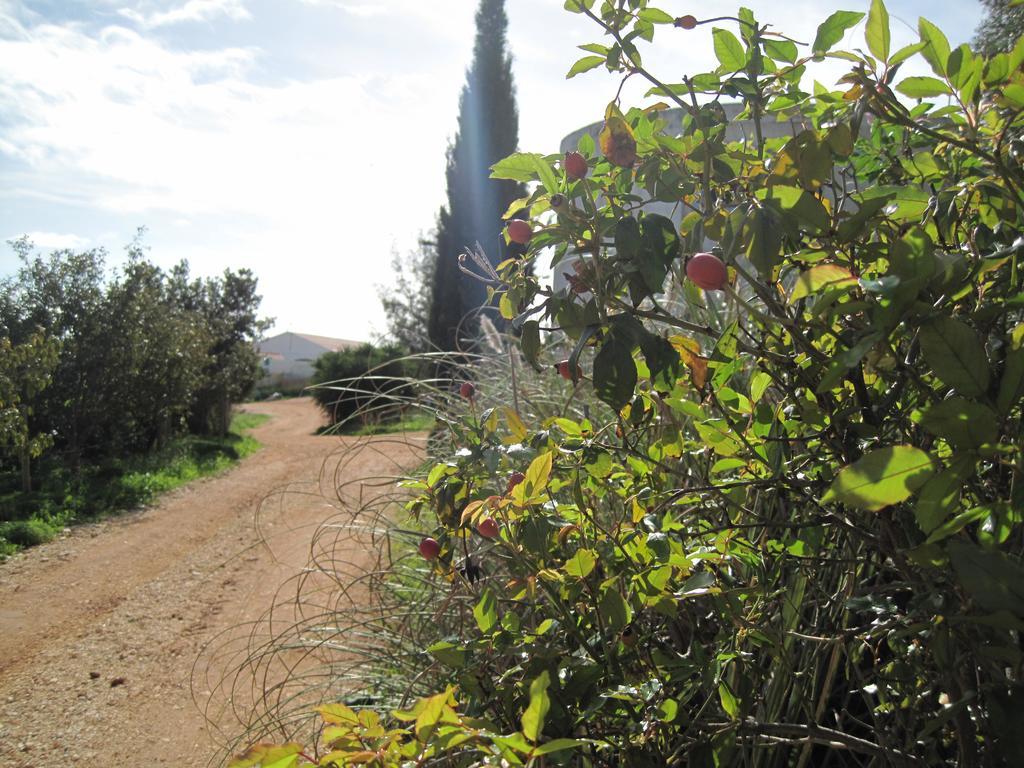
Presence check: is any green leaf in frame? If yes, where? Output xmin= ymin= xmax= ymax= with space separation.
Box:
xmin=474 ymin=588 xmax=498 ymax=633
xmin=491 ymin=152 xmax=547 ymax=183
xmin=789 ymin=264 xmax=858 ymax=302
xmin=593 ymin=321 xmax=638 ymax=410
xmin=521 ymin=671 xmax=551 ymax=742
xmin=719 ymin=681 xmax=740 ymax=719
xmin=427 ymin=641 xmax=468 ymax=669
xmin=750 ymin=371 xmax=772 ymax=402
xmin=529 ymin=155 xmax=560 ymax=195
xmin=615 ymin=214 xmax=679 ymax=300
xmin=918 ymin=17 xmax=951 ymax=76
xmin=564 ymin=548 xmax=597 ymax=578
xmin=520 ymin=320 xmax=542 ymax=371
xmin=599 ymin=585 xmax=630 ymax=632
xmin=567 ymin=55 xmax=605 ymax=79
xmin=925 ymin=504 xmax=991 ymax=544
xmin=532 ymin=738 xmax=586 ymax=756
xmin=765 ymin=39 xmax=798 ymax=63
xmin=638 ymin=8 xmax=673 ymax=24
xmin=635 ymin=325 xmax=682 ymax=390
xmin=896 ymin=76 xmax=952 ymax=98
xmin=866 ymin=0 xmax=890 ymax=61
xmin=228 ymin=744 xmax=302 ymax=768
xmin=919 ymin=318 xmax=991 ymax=397
xmin=997 ymin=324 xmax=1024 ymax=415
xmin=712 ymin=28 xmax=746 ymax=71
xmin=889 ymin=41 xmax=927 ymax=67
xmin=914 ymin=397 xmax=998 ymax=448
xmin=915 ymin=457 xmax=974 ymax=534
xmin=823 ymin=446 xmax=935 ymax=512
xmin=744 ymin=204 xmax=784 ymax=278
xmin=1010 ymin=32 xmax=1024 ymax=71
xmin=812 ymin=11 xmax=865 ymax=55
xmin=948 ymin=541 xmax=1024 ymax=617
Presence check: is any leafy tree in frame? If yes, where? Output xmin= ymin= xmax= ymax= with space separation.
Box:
xmin=176 ymin=265 xmax=271 ymax=436
xmin=426 ymin=0 xmax=525 ymax=351
xmin=0 ymin=331 xmax=59 ymax=491
xmin=974 ymin=0 xmax=1024 ymax=55
xmin=378 ymin=235 xmax=436 ymax=353
xmin=1 ymin=241 xmax=110 ymax=464
xmin=101 ymin=254 xmax=210 ymax=452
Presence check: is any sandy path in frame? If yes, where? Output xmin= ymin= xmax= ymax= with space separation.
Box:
xmin=0 ymin=398 xmax=426 ymax=767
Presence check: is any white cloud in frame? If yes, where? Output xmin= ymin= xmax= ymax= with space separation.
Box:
xmin=0 ymin=3 xmax=474 ymax=338
xmin=118 ymin=0 xmax=251 ymax=29
xmin=8 ymin=231 xmax=90 ymax=250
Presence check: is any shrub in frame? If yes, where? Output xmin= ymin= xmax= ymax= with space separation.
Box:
xmin=0 ymin=518 xmax=57 ymax=548
xmin=309 ymin=343 xmax=413 ymax=429
xmin=234 ymin=2 xmax=1024 ymax=766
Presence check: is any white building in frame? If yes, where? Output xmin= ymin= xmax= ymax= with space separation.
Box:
xmin=256 ymin=331 xmax=363 ymax=389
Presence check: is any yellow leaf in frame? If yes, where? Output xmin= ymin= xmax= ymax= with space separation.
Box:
xmin=460 ymin=499 xmax=486 ymax=526
xmin=503 ymin=407 xmax=529 ymax=442
xmin=521 ymin=451 xmax=553 ymax=501
xmin=669 ymin=335 xmax=709 ymax=389
xmin=318 ymin=703 xmax=359 ymax=725
xmin=599 ymin=106 xmax=637 ymax=168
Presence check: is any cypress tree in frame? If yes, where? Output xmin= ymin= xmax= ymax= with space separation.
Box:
xmin=427 ymin=0 xmax=524 ymax=352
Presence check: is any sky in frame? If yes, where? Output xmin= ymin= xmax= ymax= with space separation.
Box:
xmin=0 ymin=0 xmax=984 ymax=341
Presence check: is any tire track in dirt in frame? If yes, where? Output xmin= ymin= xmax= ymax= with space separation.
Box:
xmin=0 ymin=398 xmax=425 ymax=767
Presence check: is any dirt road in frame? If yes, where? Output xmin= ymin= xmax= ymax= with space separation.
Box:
xmin=0 ymin=398 xmax=426 ymax=767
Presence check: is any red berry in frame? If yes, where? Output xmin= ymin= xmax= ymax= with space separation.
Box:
xmin=564 ymin=151 xmax=587 ymax=180
xmin=556 ymin=360 xmax=582 ymax=381
xmin=477 ymin=517 xmax=500 ymax=538
xmin=506 ymin=471 xmax=526 ymax=494
xmin=675 ymin=14 xmax=697 ymax=29
xmin=419 ymin=537 xmax=441 ymax=560
xmin=506 ymin=219 xmax=532 ymax=245
xmin=686 ymin=253 xmax=728 ymax=291
xmin=459 ymin=381 xmax=476 ymax=399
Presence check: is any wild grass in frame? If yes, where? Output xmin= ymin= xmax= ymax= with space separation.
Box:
xmin=201 ymin=325 xmax=593 ymax=763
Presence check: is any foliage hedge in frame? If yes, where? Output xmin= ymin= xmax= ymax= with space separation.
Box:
xmin=1 ymin=238 xmax=267 ymax=507
xmin=310 ymin=343 xmax=413 ymax=429
xmin=235 ymin=2 xmax=1024 ymax=766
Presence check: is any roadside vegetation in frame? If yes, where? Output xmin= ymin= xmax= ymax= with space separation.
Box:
xmin=0 ymin=234 xmax=269 ymax=556
xmin=0 ymin=412 xmax=268 ymax=558
xmin=309 ymin=342 xmax=432 ymax=435
xmin=231 ymin=1 xmax=1024 ymax=766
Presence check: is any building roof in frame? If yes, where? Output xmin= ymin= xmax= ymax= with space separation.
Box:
xmin=290 ymin=332 xmax=363 ymax=351
xmin=257 ymin=331 xmax=364 ymax=352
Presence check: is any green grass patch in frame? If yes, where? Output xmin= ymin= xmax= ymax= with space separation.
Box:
xmin=0 ymin=411 xmax=269 ymax=558
xmin=316 ymin=409 xmax=435 ymax=436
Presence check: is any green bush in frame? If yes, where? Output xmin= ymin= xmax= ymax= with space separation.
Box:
xmin=235 ymin=2 xmax=1024 ymax=766
xmin=309 ymin=343 xmax=413 ymax=429
xmin=0 ymin=518 xmax=57 ymax=548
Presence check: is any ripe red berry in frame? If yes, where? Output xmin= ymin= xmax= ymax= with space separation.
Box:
xmin=419 ymin=537 xmax=441 ymax=560
xmin=459 ymin=381 xmax=475 ymax=400
xmin=506 ymin=471 xmax=526 ymax=494
xmin=556 ymin=360 xmax=583 ymax=381
xmin=564 ymin=151 xmax=587 ymax=180
xmin=506 ymin=219 xmax=532 ymax=245
xmin=477 ymin=517 xmax=500 ymax=538
xmin=686 ymin=252 xmax=728 ymax=291
xmin=675 ymin=14 xmax=697 ymax=30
